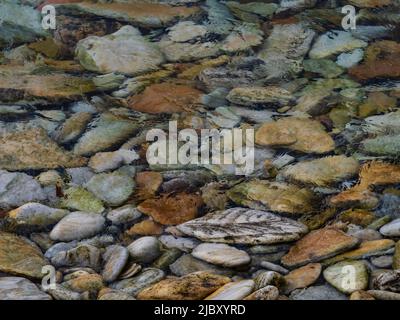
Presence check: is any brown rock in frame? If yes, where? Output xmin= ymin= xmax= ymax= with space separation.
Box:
xmin=338 ymin=209 xmax=375 ymax=227
xmin=255 ymin=117 xmax=335 ymax=154
xmin=137 ymin=193 xmax=203 ymax=225
xmin=135 ymin=171 xmax=163 ymax=200
xmin=283 ymin=263 xmax=322 ymax=294
xmin=350 ymin=290 xmax=375 ymax=300
xmin=63 ymin=274 xmax=104 ymax=293
xmin=244 ymin=286 xmax=279 ymax=300
xmin=393 ymin=241 xmax=400 ymax=270
xmin=128 ymin=83 xmax=202 ymax=114
xmin=0 ymin=232 xmax=49 ymax=279
xmin=137 ymin=272 xmax=230 ymax=300
xmin=127 ymin=219 xmax=164 ymax=236
xmin=281 ymin=228 xmax=360 ymax=268
xmin=0 ymin=128 xmax=87 ymax=171
xmin=358 ymin=92 xmax=397 ymax=118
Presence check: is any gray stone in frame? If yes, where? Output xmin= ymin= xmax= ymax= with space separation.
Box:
xmin=127 ymin=237 xmax=161 ymax=264
xmin=290 ymin=285 xmax=348 ymax=300
xmin=102 ymin=245 xmax=129 ymax=283
xmin=0 ymin=277 xmax=51 ymax=300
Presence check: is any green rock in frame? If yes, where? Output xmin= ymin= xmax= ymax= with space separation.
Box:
xmin=61 ymin=186 xmax=104 ymax=213
xmin=323 ymin=260 xmax=369 ymax=294
xmin=361 ymin=135 xmax=400 ymax=157
xmin=303 ymin=59 xmax=345 ymax=78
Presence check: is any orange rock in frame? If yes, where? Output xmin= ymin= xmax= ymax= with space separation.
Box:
xmin=127 ymin=219 xmax=163 ymax=236
xmin=281 ymin=228 xmax=359 ymax=268
xmin=135 ymin=171 xmax=163 ymax=200
xmin=137 ymin=193 xmax=203 ymax=225
xmin=128 ymin=83 xmax=202 ymax=114
xmin=283 ymin=263 xmax=322 ymax=294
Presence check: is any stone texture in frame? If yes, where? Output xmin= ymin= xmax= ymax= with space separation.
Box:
xmin=283 ymin=263 xmax=322 ymax=294
xmin=8 ymin=203 xmax=69 ymax=227
xmin=205 ymin=280 xmax=255 ymax=300
xmin=0 ymin=277 xmax=51 ymax=300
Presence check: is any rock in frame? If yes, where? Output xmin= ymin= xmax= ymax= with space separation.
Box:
xmin=323 ymin=260 xmax=369 ymax=294
xmin=152 ymin=248 xmax=182 ymax=270
xmin=127 ymin=219 xmax=163 ymax=236
xmin=255 ymin=117 xmax=335 ymax=154
xmin=61 ymin=187 xmax=104 ymax=214
xmin=380 ymin=218 xmax=400 ymax=237
xmin=102 ymin=245 xmax=129 ymax=283
xmin=281 ymin=228 xmax=360 ymax=268
xmin=51 ymin=244 xmax=101 ymax=270
xmin=192 ymin=243 xmax=251 ymax=268
xmin=73 ymin=113 xmax=139 ymax=156
xmin=159 ymin=236 xmax=200 ymax=253
xmin=254 ymin=271 xmax=284 ymax=290
xmin=86 ymin=172 xmax=135 ymax=206
xmin=167 ymin=21 xmax=207 ymax=42
xmin=226 ymin=1 xmax=278 ymax=20
xmin=393 ymin=241 xmax=400 ymax=270
xmin=244 ymin=285 xmax=279 ymax=300
xmin=8 ymin=203 xmax=69 ymax=227
xmin=135 ymin=171 xmax=163 ymax=200
xmin=323 ymin=239 xmax=395 ymax=265
xmin=367 ymin=290 xmax=400 ymax=300
xmin=177 ymin=208 xmax=308 ymax=245
xmin=371 ymin=255 xmax=393 ymax=268
xmin=205 ymin=280 xmax=255 ymax=300
xmin=227 ymin=180 xmax=317 ymax=215
xmin=137 ymin=271 xmax=231 ymax=300
xmin=54 ymin=112 xmax=93 ymax=145
xmin=0 ymin=232 xmax=49 ymax=279
xmin=50 ymin=212 xmax=105 ymax=242
xmin=0 ymin=277 xmax=51 ymax=300
xmin=348 ymin=0 xmax=393 ymax=7
xmin=221 ymin=24 xmax=264 ymax=53
xmin=169 ymin=254 xmax=233 ymax=277
xmin=98 ymin=288 xmax=135 ymax=300
xmin=0 ymin=128 xmax=87 ymax=171
xmin=336 ymin=49 xmax=364 ymax=68
xmin=226 ymin=87 xmax=293 ymax=107
xmin=46 ymin=284 xmax=82 ymax=301
xmin=137 ymin=193 xmax=203 ymax=225
xmin=260 ymin=261 xmax=289 ymax=275
xmin=358 ymin=92 xmax=397 ymax=118
xmin=361 ymin=135 xmax=400 ymax=157
xmin=56 ymin=2 xmax=202 ymax=28
xmin=279 ymin=156 xmax=359 ymax=187
xmin=372 ymin=270 xmax=400 ymax=292
xmin=63 ymin=273 xmax=104 ymax=294
xmin=283 ymin=263 xmax=322 ymax=294
xmin=339 ymin=209 xmax=376 ymax=227
xmin=159 ymin=39 xmax=220 ymax=63
xmin=309 ymin=31 xmax=367 ymax=59
xmin=290 ymin=285 xmax=348 ymax=300
xmin=350 ymin=290 xmax=375 ymax=300
xmin=127 ymin=237 xmax=161 ymax=264
xmin=89 ymin=150 xmax=139 ymax=173
xmin=76 ymin=26 xmax=164 ymax=75
xmin=37 ymin=170 xmax=63 ymax=187
xmin=303 ymin=59 xmax=344 ymax=79
xmin=107 ymin=205 xmax=142 ymax=225
xmin=257 ymin=23 xmax=315 ymax=80
xmin=128 ymin=83 xmax=202 ymax=114
xmin=66 ymin=167 xmax=95 ymax=187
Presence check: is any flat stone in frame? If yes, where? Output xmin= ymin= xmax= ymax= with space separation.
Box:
xmin=8 ymin=203 xmax=69 ymax=227
xmin=76 ymin=26 xmax=165 ymax=75
xmin=127 ymin=236 xmax=161 ymax=264
xmin=137 ymin=271 xmax=231 ymax=300
xmin=367 ymin=290 xmax=400 ymax=300
xmin=371 ymin=255 xmax=393 ymax=268
xmin=51 ymin=244 xmax=101 ymax=270
xmin=226 ymin=86 xmax=294 ymax=106
xmin=244 ymin=285 xmax=279 ymax=300
xmin=290 ymin=285 xmax=348 ymax=300
xmin=50 ymin=212 xmax=105 ymax=242
xmin=380 ymin=218 xmax=400 ymax=237
xmin=60 ymin=187 xmax=105 ymax=214
xmin=63 ymin=273 xmax=104 ymax=294
xmin=138 ymin=193 xmax=203 ymax=225
xmin=227 ymin=180 xmax=317 ymax=215
xmin=255 ymin=117 xmax=335 ymax=154
xmin=283 ymin=263 xmax=322 ymax=294
xmin=159 ymin=39 xmax=220 ymax=62
xmin=281 ymin=228 xmax=360 ymax=268
xmin=86 ymin=172 xmax=135 ymax=206
xmin=159 ymin=236 xmax=200 ymax=253
xmin=0 ymin=277 xmax=51 ymax=300
xmin=393 ymin=241 xmax=400 ymax=270
xmin=309 ymin=30 xmax=367 ymax=59
xmin=168 ymin=21 xmax=207 ymax=42
xmin=303 ymin=59 xmax=345 ymax=79
xmin=102 ymin=245 xmax=129 ymax=283
xmin=177 ymin=208 xmax=308 ymax=245
xmin=107 ymin=205 xmax=142 ymax=225
xmin=127 ymin=219 xmax=164 ymax=236
xmin=205 ymin=280 xmax=255 ymax=300
xmin=192 ymin=243 xmax=251 ymax=268
xmin=323 ymin=260 xmax=369 ymax=294
xmin=0 ymin=232 xmax=49 ymax=279
xmin=89 ymin=149 xmax=139 ymax=173
xmin=336 ymin=49 xmax=364 ymax=68
xmin=348 ymin=0 xmax=393 ymax=7
xmin=279 ymin=156 xmax=359 ymax=187
xmin=0 ymin=128 xmax=87 ymax=171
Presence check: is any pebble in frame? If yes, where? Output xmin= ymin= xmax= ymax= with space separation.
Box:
xmin=0 ymin=277 xmax=51 ymax=300
xmin=380 ymin=219 xmax=400 ymax=237
xmin=8 ymin=203 xmax=69 ymax=227
xmin=107 ymin=205 xmax=142 ymax=225
xmin=260 ymin=261 xmax=289 ymax=275
xmin=51 ymin=244 xmax=101 ymax=270
xmin=102 ymin=245 xmax=129 ymax=283
xmin=127 ymin=236 xmax=161 ymax=264
xmin=290 ymin=285 xmax=348 ymax=300
xmin=244 ymin=285 xmax=279 ymax=300
xmin=205 ymin=280 xmax=255 ymax=300
xmin=283 ymin=263 xmax=322 ymax=294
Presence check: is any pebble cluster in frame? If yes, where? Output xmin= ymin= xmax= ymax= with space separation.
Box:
xmin=0 ymin=0 xmax=400 ymax=300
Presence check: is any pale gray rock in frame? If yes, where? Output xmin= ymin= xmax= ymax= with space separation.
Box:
xmin=51 ymin=244 xmax=101 ymax=270
xmin=290 ymin=285 xmax=348 ymax=300
xmin=8 ymin=203 xmax=69 ymax=227
xmin=127 ymin=236 xmax=161 ymax=264
xmin=107 ymin=205 xmax=142 ymax=225
xmin=102 ymin=245 xmax=129 ymax=283
xmin=0 ymin=277 xmax=51 ymax=300
xmin=380 ymin=219 xmax=400 ymax=237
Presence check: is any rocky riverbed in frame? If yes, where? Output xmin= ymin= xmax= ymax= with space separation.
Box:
xmin=1 ymin=0 xmax=400 ymax=300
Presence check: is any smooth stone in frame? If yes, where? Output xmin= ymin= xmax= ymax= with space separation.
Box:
xmin=159 ymin=39 xmax=220 ymax=63
xmin=62 ymin=273 xmax=104 ymax=294
xmin=0 ymin=277 xmax=51 ymax=300
xmin=167 ymin=21 xmax=207 ymax=42
xmin=177 ymin=208 xmax=308 ymax=245
xmin=0 ymin=232 xmax=49 ymax=279
xmin=50 ymin=212 xmax=105 ymax=242
xmin=226 ymin=86 xmax=294 ymax=107
xmin=46 ymin=284 xmax=82 ymax=300
xmin=336 ymin=49 xmax=364 ymax=68
xmin=371 ymin=255 xmax=394 ymax=269
xmin=65 ymin=167 xmax=95 ymax=186
xmin=107 ymin=205 xmax=142 ymax=225
xmin=60 ymin=186 xmax=104 ymax=214
xmin=367 ymin=290 xmax=400 ymax=300
xmin=283 ymin=263 xmax=322 ymax=294
xmin=137 ymin=271 xmax=231 ymax=300
xmin=323 ymin=261 xmax=369 ymax=294
xmin=254 ymin=271 xmax=284 ymax=290
xmin=76 ymin=26 xmax=164 ymax=75
xmin=290 ymin=285 xmax=348 ymax=300
xmin=380 ymin=218 xmax=400 ymax=237
xmin=350 ymin=290 xmax=375 ymax=300
xmin=0 ymin=170 xmax=47 ymax=210
xmin=102 ymin=245 xmax=129 ymax=283
xmin=88 ymin=149 xmax=139 ymax=173
xmin=54 ymin=112 xmax=93 ymax=145
xmin=205 ymin=280 xmax=255 ymax=300
xmin=393 ymin=241 xmax=400 ymax=270
xmin=192 ymin=243 xmax=251 ymax=268
xmin=86 ymin=172 xmax=135 ymax=207
xmin=169 ymin=254 xmax=234 ymax=277
xmin=281 ymin=228 xmax=360 ymax=268
xmin=51 ymin=244 xmax=101 ymax=270
xmin=309 ymin=30 xmax=367 ymax=59
xmin=118 ymin=262 xmax=142 ymax=280
xmin=111 ymin=268 xmax=165 ymax=296
xmin=260 ymin=261 xmax=289 ymax=275
xmin=152 ymin=248 xmax=182 ymax=270
xmin=37 ymin=170 xmax=63 ymax=187
xmin=303 ymin=59 xmax=344 ymax=79
xmin=98 ymin=289 xmax=135 ymax=300
xmin=244 ymin=285 xmax=279 ymax=300
xmin=159 ymin=235 xmax=200 ymax=253
xmin=127 ymin=236 xmax=161 ymax=264
xmin=8 ymin=203 xmax=69 ymax=227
